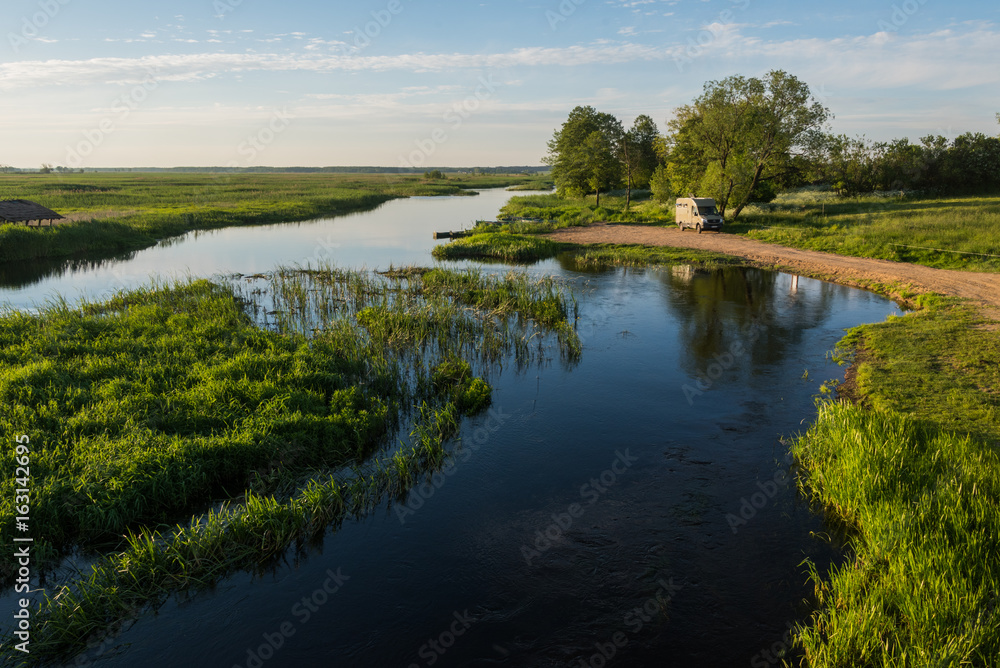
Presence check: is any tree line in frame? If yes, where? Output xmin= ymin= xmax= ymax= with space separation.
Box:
xmin=545 ymin=71 xmax=1000 ymax=218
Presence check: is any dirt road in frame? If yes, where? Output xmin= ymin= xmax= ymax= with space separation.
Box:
xmin=547 ymin=223 xmax=1000 ymax=319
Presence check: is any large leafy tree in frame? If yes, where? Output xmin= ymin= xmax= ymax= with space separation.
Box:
xmin=663 ymin=70 xmax=830 ymax=217
xmin=545 ymin=106 xmax=623 ymax=202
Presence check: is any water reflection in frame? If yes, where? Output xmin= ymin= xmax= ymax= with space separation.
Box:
xmin=0 ymin=249 xmax=139 ymax=290
xmin=660 ymin=266 xmax=847 ymax=378
xmin=0 ymin=188 xmax=517 ymax=310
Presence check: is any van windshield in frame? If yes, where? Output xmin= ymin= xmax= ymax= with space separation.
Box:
xmin=696 ymin=206 xmax=717 ymax=215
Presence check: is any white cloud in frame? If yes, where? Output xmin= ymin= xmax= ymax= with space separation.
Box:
xmin=1 ymin=24 xmax=997 ymax=99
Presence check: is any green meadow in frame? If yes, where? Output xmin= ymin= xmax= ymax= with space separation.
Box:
xmin=488 ymin=189 xmax=1000 ymax=273
xmin=0 ymin=172 xmax=546 ymax=263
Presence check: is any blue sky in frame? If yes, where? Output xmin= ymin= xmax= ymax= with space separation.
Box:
xmin=1 ymin=0 xmax=997 ymax=168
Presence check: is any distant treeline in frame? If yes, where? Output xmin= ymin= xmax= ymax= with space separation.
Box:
xmin=3 ymin=165 xmax=550 ymax=175
xmin=805 ymin=132 xmax=1000 ymax=197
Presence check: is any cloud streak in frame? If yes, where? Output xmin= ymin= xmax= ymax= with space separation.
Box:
xmin=2 ymin=23 xmax=998 ymax=94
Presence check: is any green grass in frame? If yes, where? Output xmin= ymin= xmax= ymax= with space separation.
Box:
xmin=0 ymin=172 xmax=544 ymax=263
xmin=733 ymin=189 xmax=1000 ymax=273
xmin=790 ymin=295 xmax=1000 ymax=666
xmin=497 ymin=191 xmax=674 ymax=231
xmin=0 ymin=264 xmax=579 ymax=664
xmin=506 ymin=180 xmax=555 ymax=191
xmin=511 ymin=187 xmax=1000 ymax=273
xmin=432 ymin=231 xmax=564 ymax=262
xmin=565 ymin=243 xmax=746 ymax=269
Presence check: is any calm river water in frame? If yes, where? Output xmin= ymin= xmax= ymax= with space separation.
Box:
xmin=0 ymin=189 xmax=899 ymax=666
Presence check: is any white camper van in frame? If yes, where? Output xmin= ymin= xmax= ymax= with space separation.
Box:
xmin=675 ymin=197 xmax=724 ymax=233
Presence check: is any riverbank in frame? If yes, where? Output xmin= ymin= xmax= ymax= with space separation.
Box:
xmin=790 ymin=294 xmax=1000 ymax=665
xmin=0 ymin=173 xmax=546 ymax=263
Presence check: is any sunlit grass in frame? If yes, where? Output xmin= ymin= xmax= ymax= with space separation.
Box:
xmin=792 ymin=296 xmax=1000 ymax=665
xmin=734 ymin=190 xmax=1000 ymax=272
xmin=0 ymin=172 xmax=546 ymax=262
xmin=0 ymin=263 xmax=579 ymax=663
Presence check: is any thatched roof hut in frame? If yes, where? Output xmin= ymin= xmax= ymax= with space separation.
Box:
xmin=0 ymin=199 xmax=64 ymax=225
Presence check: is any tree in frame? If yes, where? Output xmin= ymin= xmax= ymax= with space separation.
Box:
xmin=619 ymin=115 xmax=660 ymax=210
xmin=649 ymin=164 xmax=674 ymax=203
xmin=663 ymin=70 xmax=830 ymax=217
xmin=545 ymin=106 xmax=623 ymax=200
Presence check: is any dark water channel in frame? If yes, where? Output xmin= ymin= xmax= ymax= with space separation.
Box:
xmin=0 ymin=190 xmax=900 ymax=666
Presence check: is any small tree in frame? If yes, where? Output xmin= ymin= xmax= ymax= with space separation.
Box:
xmin=582 ymin=131 xmax=619 ymax=207
xmin=649 ymin=165 xmax=674 ymax=203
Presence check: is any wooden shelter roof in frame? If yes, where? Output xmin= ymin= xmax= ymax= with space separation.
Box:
xmin=0 ymin=199 xmax=64 ymax=223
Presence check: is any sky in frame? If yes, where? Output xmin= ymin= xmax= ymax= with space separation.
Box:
xmin=1 ymin=0 xmax=998 ymax=169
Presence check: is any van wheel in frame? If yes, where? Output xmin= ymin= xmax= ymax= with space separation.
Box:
xmin=696 ymin=224 xmax=702 ymax=234
xmin=678 ymin=222 xmax=684 ymax=231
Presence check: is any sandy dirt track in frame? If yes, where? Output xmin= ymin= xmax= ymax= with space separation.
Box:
xmin=547 ymin=223 xmax=1000 ymax=319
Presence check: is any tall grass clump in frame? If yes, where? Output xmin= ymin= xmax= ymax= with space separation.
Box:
xmin=0 ymin=262 xmax=581 ymax=663
xmin=791 ymin=402 xmax=1000 ymax=666
xmin=790 ymin=294 xmax=1000 ymax=665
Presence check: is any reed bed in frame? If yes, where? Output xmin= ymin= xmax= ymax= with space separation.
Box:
xmin=0 ymin=263 xmax=579 ymax=663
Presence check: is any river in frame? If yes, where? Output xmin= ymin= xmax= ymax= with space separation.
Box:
xmin=0 ymin=189 xmax=899 ymax=666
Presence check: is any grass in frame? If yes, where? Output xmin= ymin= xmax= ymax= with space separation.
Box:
xmin=790 ymin=295 xmax=1000 ymax=666
xmin=565 ymin=244 xmax=745 ymax=270
xmin=0 ymin=264 xmax=579 ymax=664
xmin=0 ymin=172 xmax=547 ymax=263
xmin=507 ymin=186 xmax=1000 ymax=273
xmin=432 ymin=231 xmax=564 ymax=263
xmin=496 ymin=191 xmax=674 ymax=232
xmin=431 ymin=231 xmax=745 ymax=273
xmin=731 ymin=189 xmax=1000 ymax=273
